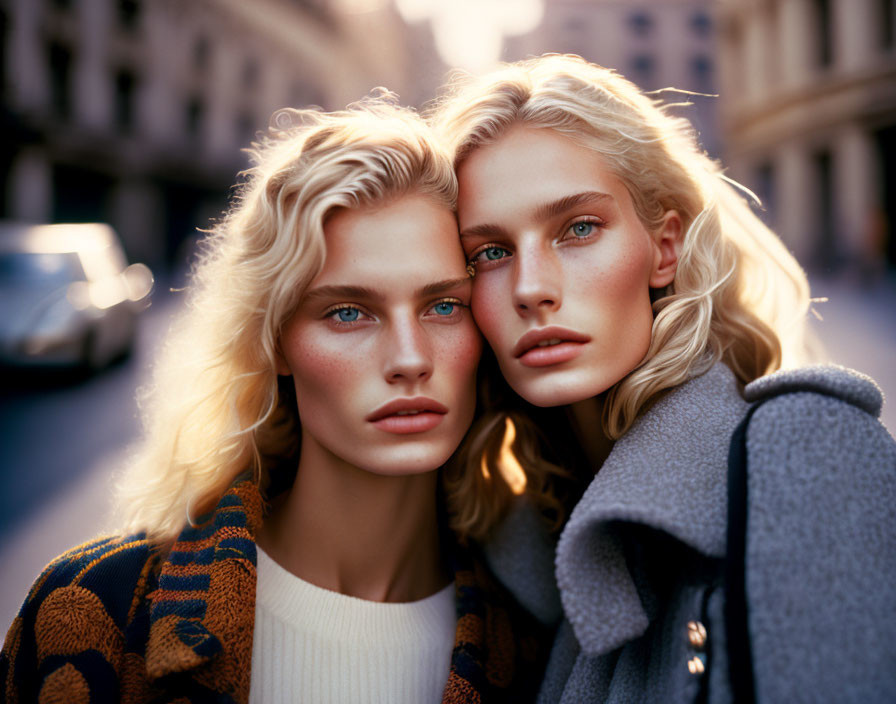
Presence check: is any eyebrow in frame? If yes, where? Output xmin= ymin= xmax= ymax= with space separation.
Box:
xmin=533 ymin=191 xmax=613 ymax=221
xmin=460 ymin=190 xmax=614 ymax=240
xmin=303 ymin=277 xmax=471 ymax=303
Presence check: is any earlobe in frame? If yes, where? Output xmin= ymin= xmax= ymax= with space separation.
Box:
xmin=649 ymin=210 xmax=683 ymax=289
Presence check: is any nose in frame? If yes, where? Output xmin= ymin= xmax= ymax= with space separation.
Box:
xmin=512 ymin=242 xmax=562 ymax=316
xmin=383 ymin=316 xmax=433 ymax=384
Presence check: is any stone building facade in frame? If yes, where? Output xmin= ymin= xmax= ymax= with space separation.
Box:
xmin=0 ymin=0 xmax=420 ymax=265
xmin=505 ymin=0 xmax=719 ymax=154
xmin=716 ymin=0 xmax=896 ymax=273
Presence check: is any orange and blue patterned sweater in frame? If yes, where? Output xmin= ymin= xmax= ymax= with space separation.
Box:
xmin=0 ymin=477 xmax=544 ymax=703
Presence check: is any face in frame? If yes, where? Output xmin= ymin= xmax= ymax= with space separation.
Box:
xmin=277 ymin=194 xmax=481 ymax=477
xmin=457 ymin=125 xmax=680 ymax=407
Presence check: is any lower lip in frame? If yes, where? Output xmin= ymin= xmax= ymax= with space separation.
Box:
xmin=518 ymin=342 xmax=586 ymax=368
xmin=370 ymin=412 xmax=445 ymax=434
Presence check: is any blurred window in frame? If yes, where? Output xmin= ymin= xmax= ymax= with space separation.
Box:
xmin=814 ymin=0 xmax=833 ymax=67
xmin=243 ymin=57 xmax=260 ymax=89
xmin=875 ymin=125 xmax=896 ymax=267
xmin=880 ymin=0 xmax=895 ymax=49
xmin=691 ymin=10 xmax=712 ymax=37
xmin=117 ymin=0 xmax=140 ymax=31
xmin=236 ymin=111 xmax=256 ymax=146
xmin=628 ymin=11 xmax=653 ymax=37
xmin=813 ymin=149 xmax=836 ymax=268
xmin=115 ymin=70 xmax=137 ymax=133
xmin=48 ymin=42 xmax=73 ymax=120
xmin=755 ymin=161 xmax=776 ymax=225
xmin=186 ymin=96 xmax=204 ymax=138
xmin=691 ymin=54 xmax=713 ymax=90
xmin=630 ymin=54 xmax=654 ymax=83
xmin=194 ymin=36 xmax=210 ymax=71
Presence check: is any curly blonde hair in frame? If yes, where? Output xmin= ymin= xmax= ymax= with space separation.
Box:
xmin=118 ymin=98 xmax=510 ymax=543
xmin=429 ymin=54 xmax=813 ymax=513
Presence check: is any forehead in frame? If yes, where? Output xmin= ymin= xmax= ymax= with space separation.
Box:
xmin=315 ymin=194 xmax=466 ymax=289
xmin=457 ymin=126 xmax=625 ymax=222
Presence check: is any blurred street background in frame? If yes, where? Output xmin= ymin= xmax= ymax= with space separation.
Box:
xmin=1 ymin=0 xmax=895 ymax=634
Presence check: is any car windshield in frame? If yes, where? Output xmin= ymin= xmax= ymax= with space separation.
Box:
xmin=0 ymin=252 xmax=82 ymax=285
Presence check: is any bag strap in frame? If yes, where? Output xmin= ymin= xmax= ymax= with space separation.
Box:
xmin=725 ymin=402 xmax=761 ymax=704
xmin=725 ymin=380 xmax=858 ymax=702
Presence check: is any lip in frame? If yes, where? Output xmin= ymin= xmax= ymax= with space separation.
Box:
xmin=512 ymin=326 xmax=591 ymax=359
xmin=366 ymin=397 xmax=449 ymax=435
xmin=513 ymin=326 xmax=591 ymax=368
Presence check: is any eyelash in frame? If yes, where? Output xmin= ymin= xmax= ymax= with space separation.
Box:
xmin=562 ymin=217 xmax=604 ymax=242
xmin=425 ymin=297 xmax=467 ymax=320
xmin=324 ymin=304 xmax=370 ymax=328
xmin=323 ymin=298 xmax=468 ymax=328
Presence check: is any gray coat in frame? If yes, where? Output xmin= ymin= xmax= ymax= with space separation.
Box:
xmin=484 ymin=363 xmax=896 ymax=703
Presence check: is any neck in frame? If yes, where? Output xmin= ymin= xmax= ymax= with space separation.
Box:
xmin=567 ymin=394 xmax=614 ymax=471
xmin=258 ymin=435 xmax=449 ymax=603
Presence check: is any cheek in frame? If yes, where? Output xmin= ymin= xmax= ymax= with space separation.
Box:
xmin=470 ymin=275 xmax=511 ymax=351
xmin=282 ymin=328 xmax=361 ymax=402
xmin=580 ymin=239 xmax=655 ymax=348
xmin=439 ymin=323 xmax=482 ymax=383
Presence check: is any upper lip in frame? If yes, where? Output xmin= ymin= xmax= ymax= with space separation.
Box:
xmin=366 ymin=397 xmax=449 ymax=422
xmin=512 ymin=326 xmax=592 ymax=358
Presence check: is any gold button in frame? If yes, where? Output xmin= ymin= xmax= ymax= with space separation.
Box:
xmin=688 ymin=655 xmax=706 ymax=675
xmin=687 ymin=620 xmax=707 ymax=649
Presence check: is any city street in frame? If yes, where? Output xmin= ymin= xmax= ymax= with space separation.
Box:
xmin=1 ymin=274 xmax=894 ymax=636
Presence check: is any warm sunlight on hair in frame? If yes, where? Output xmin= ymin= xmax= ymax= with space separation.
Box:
xmin=480 ymin=417 xmax=527 ymax=495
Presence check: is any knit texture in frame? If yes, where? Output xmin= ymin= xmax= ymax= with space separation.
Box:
xmin=1 ymin=477 xmax=545 ymax=703
xmin=250 ymin=546 xmax=455 ymax=703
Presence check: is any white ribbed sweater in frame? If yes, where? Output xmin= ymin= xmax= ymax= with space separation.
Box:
xmin=248 ymin=546 xmax=456 ymax=704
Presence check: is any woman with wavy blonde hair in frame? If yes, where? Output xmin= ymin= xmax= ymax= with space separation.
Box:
xmin=0 ymin=99 xmax=543 ymax=703
xmin=430 ymin=54 xmax=896 ymax=703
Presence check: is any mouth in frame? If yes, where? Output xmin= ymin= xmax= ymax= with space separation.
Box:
xmin=366 ymin=397 xmax=448 ymax=435
xmin=513 ymin=326 xmax=591 ymax=368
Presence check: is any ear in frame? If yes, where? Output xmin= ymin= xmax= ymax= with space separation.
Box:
xmin=649 ymin=209 xmax=683 ymax=289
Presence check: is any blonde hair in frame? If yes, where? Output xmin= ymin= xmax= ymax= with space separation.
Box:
xmin=118 ymin=98 xmax=504 ymax=542
xmin=429 ymin=54 xmax=813 ymax=505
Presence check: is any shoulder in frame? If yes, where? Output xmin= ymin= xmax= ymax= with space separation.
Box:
xmin=743 ymin=364 xmax=893 ymax=473
xmin=744 ymin=363 xmax=883 ymax=416
xmin=20 ymin=534 xmax=159 ymax=624
xmin=1 ymin=534 xmax=160 ymax=697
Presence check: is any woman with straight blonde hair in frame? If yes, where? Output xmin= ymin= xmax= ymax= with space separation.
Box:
xmin=0 ymin=99 xmax=543 ymax=703
xmin=430 ymin=54 xmax=896 ymax=703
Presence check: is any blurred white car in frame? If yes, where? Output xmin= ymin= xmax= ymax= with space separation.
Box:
xmin=0 ymin=222 xmax=153 ymax=370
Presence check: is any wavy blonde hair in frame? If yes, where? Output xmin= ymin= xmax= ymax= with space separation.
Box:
xmin=429 ymin=54 xmax=813 ymax=507
xmin=118 ymin=98 xmax=510 ymax=543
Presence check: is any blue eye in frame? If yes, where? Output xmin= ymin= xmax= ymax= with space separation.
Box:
xmin=334 ymin=307 xmax=360 ymax=322
xmin=484 ymin=246 xmax=509 ymax=260
xmin=570 ymin=221 xmax=594 ymax=237
xmin=433 ymin=302 xmax=455 ymax=316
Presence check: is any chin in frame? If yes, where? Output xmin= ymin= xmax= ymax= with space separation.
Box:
xmin=508 ymin=372 xmax=614 ymax=408
xmin=360 ymin=443 xmax=457 ymax=477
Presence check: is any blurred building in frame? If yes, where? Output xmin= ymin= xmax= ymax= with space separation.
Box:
xmin=0 ymin=0 xmax=420 ymax=266
xmin=505 ymin=0 xmax=719 ymax=154
xmin=716 ymin=0 xmax=896 ymax=274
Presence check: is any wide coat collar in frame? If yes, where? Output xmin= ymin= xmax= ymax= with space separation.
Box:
xmin=555 ymin=363 xmax=749 ymax=656
xmin=144 ymin=476 xmax=540 ymax=702
xmin=484 ymin=362 xmax=885 ymax=665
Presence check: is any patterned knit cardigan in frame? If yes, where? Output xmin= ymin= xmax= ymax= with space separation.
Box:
xmin=0 ymin=477 xmax=543 ymax=703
